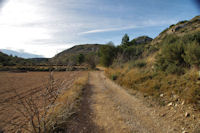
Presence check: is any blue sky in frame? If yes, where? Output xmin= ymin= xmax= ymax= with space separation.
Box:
xmin=0 ymin=0 xmax=199 ymax=57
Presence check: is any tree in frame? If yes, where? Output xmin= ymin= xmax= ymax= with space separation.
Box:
xmin=100 ymin=42 xmax=117 ymax=67
xmin=121 ymin=34 xmax=130 ymax=47
xmin=86 ymin=53 xmax=97 ymax=69
xmin=77 ymin=54 xmax=85 ymax=65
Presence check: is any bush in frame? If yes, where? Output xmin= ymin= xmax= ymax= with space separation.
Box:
xmin=100 ymin=43 xmax=117 ymax=67
xmin=155 ymin=41 xmax=186 ymax=74
xmin=129 ymin=60 xmax=147 ymax=69
xmin=183 ymin=41 xmax=200 ymax=67
xmin=155 ymin=31 xmax=200 ymax=74
xmin=162 ymin=34 xmax=179 ymax=46
xmin=146 ymin=45 xmax=159 ymax=55
xmin=76 ymin=54 xmax=85 ymax=65
xmin=111 ymin=74 xmax=118 ymax=80
xmin=86 ymin=53 xmax=97 ymax=69
xmin=116 ymin=44 xmax=145 ymax=62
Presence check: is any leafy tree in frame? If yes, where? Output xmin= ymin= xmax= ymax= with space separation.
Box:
xmin=86 ymin=53 xmax=97 ymax=69
xmin=100 ymin=42 xmax=117 ymax=67
xmin=77 ymin=54 xmax=85 ymax=65
xmin=121 ymin=34 xmax=130 ymax=47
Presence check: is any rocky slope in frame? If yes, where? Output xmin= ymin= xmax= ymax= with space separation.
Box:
xmin=151 ymin=15 xmax=200 ymax=45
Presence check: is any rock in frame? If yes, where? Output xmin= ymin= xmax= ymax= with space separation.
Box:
xmin=192 ymin=115 xmax=196 ymax=119
xmin=185 ymin=112 xmax=190 ymax=117
xmin=160 ymin=94 xmax=164 ymax=97
xmin=197 ymin=81 xmax=200 ymax=85
xmin=167 ymin=102 xmax=173 ymax=106
xmin=181 ymin=101 xmax=185 ymax=105
xmin=161 ymin=113 xmax=166 ymax=117
xmin=173 ymin=95 xmax=179 ymax=100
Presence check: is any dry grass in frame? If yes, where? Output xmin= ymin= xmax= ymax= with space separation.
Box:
xmin=45 ymin=72 xmax=89 ymax=132
xmin=106 ymin=66 xmax=200 ymax=108
xmin=90 ymin=71 xmax=175 ymax=132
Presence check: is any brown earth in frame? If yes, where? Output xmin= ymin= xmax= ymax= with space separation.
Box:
xmin=0 ymin=71 xmax=85 ymax=132
xmin=70 ymin=71 xmax=200 ymax=133
xmin=1 ymin=71 xmax=200 ymax=133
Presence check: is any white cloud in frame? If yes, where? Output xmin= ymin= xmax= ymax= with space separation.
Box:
xmin=0 ymin=0 xmax=66 ymax=57
xmin=79 ymin=19 xmax=177 ymax=35
xmin=79 ymin=25 xmax=138 ymax=34
xmin=0 ymin=0 xmax=179 ymax=57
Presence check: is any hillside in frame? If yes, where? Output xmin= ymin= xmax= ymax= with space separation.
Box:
xmin=0 ymin=49 xmax=44 ymax=59
xmin=101 ymin=16 xmax=200 ymax=132
xmin=51 ymin=44 xmax=102 ymax=65
xmin=1 ymin=15 xmax=200 ymax=133
xmin=0 ymin=52 xmax=32 ymax=66
xmin=131 ymin=36 xmax=153 ymax=45
xmin=151 ymin=15 xmax=200 ymax=46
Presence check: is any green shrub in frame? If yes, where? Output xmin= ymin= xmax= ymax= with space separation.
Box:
xmin=111 ymin=74 xmax=118 ymax=80
xmin=100 ymin=43 xmax=117 ymax=67
xmin=86 ymin=53 xmax=97 ymax=69
xmin=183 ymin=41 xmax=200 ymax=67
xmin=155 ymin=31 xmax=200 ymax=75
xmin=169 ymin=24 xmax=175 ymax=28
xmin=155 ymin=40 xmax=186 ymax=74
xmin=162 ymin=34 xmax=179 ymax=46
xmin=76 ymin=54 xmax=85 ymax=65
xmin=177 ymin=20 xmax=188 ymax=25
xmin=129 ymin=60 xmax=147 ymax=69
xmin=147 ymin=45 xmax=159 ymax=54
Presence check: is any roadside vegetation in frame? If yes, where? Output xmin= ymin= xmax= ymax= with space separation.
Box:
xmin=45 ymin=73 xmax=88 ymax=132
xmin=101 ymin=16 xmax=200 ymax=109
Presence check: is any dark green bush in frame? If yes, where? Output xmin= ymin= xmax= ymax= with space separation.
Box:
xmin=100 ymin=43 xmax=117 ymax=67
xmin=129 ymin=60 xmax=147 ymax=69
xmin=86 ymin=53 xmax=98 ymax=69
xmin=146 ymin=45 xmax=159 ymax=55
xmin=155 ymin=31 xmax=200 ymax=74
xmin=76 ymin=54 xmax=85 ymax=65
xmin=111 ymin=74 xmax=118 ymax=80
xmin=184 ymin=41 xmax=200 ymax=67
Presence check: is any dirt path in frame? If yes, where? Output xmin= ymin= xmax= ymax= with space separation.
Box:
xmin=70 ymin=71 xmax=180 ymax=133
xmin=66 ymin=83 xmax=102 ymax=133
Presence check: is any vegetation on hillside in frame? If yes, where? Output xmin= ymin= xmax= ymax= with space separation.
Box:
xmin=51 ymin=44 xmax=101 ymax=67
xmin=99 ymin=35 xmax=152 ymax=67
xmin=155 ymin=31 xmax=200 ymax=74
xmin=104 ymin=16 xmax=200 ymax=109
xmin=0 ymin=52 xmax=32 ymax=66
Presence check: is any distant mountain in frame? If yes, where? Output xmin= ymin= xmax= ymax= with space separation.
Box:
xmin=0 ymin=51 xmax=32 ymax=66
xmin=0 ymin=49 xmax=44 ymax=59
xmin=51 ymin=44 xmax=103 ymax=65
xmin=130 ymin=36 xmax=153 ymax=45
xmin=55 ymin=44 xmax=102 ymax=56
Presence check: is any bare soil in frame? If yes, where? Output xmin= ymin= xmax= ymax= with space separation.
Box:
xmin=66 ymin=83 xmax=103 ymax=133
xmin=71 ymin=71 xmax=200 ymax=133
xmin=1 ymin=71 xmax=199 ymax=132
xmin=0 ymin=71 xmax=84 ymax=132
